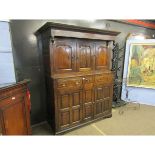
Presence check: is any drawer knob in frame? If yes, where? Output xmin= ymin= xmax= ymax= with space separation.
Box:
xmin=82 ymin=77 xmax=88 ymax=81
xmin=62 ymin=84 xmax=66 ymax=87
xmin=12 ymin=97 xmax=16 ymax=100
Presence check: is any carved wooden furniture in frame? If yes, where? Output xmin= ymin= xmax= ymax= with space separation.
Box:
xmin=0 ymin=80 xmax=31 ymax=135
xmin=35 ymin=22 xmax=120 ymax=134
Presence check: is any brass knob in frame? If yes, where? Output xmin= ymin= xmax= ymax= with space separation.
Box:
xmin=76 ymin=82 xmax=79 ymax=85
xmin=12 ymin=97 xmax=15 ymax=100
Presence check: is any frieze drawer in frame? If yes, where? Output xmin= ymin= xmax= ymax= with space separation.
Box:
xmin=95 ymin=74 xmax=113 ymax=85
xmin=57 ymin=78 xmax=82 ymax=89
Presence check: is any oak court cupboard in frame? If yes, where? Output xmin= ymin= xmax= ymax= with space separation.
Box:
xmin=35 ymin=22 xmax=120 ymax=134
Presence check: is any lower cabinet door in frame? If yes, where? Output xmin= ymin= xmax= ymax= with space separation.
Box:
xmin=83 ymin=89 xmax=94 ymax=121
xmin=103 ymin=85 xmax=112 ymax=112
xmin=94 ymin=85 xmax=112 ymax=118
xmin=57 ymin=83 xmax=112 ymax=132
xmin=1 ymin=97 xmax=28 ymax=135
xmin=71 ymin=91 xmax=83 ymax=125
xmin=57 ymin=90 xmax=83 ymax=131
xmin=94 ymin=86 xmax=104 ymax=118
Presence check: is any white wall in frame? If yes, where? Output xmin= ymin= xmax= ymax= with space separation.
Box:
xmin=0 ymin=21 xmax=16 ymax=84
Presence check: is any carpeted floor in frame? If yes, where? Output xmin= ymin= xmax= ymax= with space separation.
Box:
xmin=32 ymin=103 xmax=155 ymax=135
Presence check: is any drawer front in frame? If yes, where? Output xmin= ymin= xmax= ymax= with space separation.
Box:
xmin=0 ymin=86 xmax=25 ymax=100
xmin=0 ymin=92 xmax=25 ymax=109
xmin=95 ymin=74 xmax=113 ymax=85
xmin=57 ymin=77 xmax=82 ymax=92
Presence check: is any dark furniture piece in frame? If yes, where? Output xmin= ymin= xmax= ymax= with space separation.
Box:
xmin=0 ymin=80 xmax=31 ymax=135
xmin=35 ymin=22 xmax=120 ymax=134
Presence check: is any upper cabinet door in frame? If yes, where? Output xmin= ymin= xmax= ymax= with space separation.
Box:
xmin=52 ymin=38 xmax=76 ymax=73
xmin=76 ymin=40 xmax=95 ymax=72
xmin=95 ymin=41 xmax=109 ymax=70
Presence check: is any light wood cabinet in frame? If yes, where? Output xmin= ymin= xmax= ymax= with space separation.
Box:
xmin=0 ymin=80 xmax=31 ymax=135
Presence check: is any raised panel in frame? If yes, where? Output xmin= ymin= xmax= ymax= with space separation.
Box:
xmin=103 ymin=99 xmax=110 ymax=111
xmin=61 ymin=94 xmax=70 ymax=109
xmin=96 ymin=87 xmax=103 ymax=100
xmin=77 ymin=40 xmax=94 ymax=71
xmin=83 ymin=89 xmax=93 ymax=120
xmin=94 ymin=84 xmax=112 ymax=118
xmin=94 ymin=86 xmax=104 ymax=118
xmin=85 ymin=90 xmax=92 ymax=102
xmin=58 ymin=90 xmax=83 ymax=130
xmin=58 ymin=92 xmax=71 ymax=129
xmin=57 ymin=93 xmax=70 ymax=110
xmin=95 ymin=102 xmax=102 ymax=115
xmin=60 ymin=111 xmax=70 ymax=128
xmin=79 ymin=45 xmax=91 ymax=68
xmin=95 ymin=42 xmax=109 ymax=70
xmin=72 ymin=108 xmax=81 ymax=123
xmin=53 ymin=39 xmax=76 ymax=73
xmin=71 ymin=91 xmax=82 ymax=124
xmin=55 ymin=45 xmax=72 ymax=69
xmin=104 ymin=86 xmax=110 ymax=98
xmin=72 ymin=92 xmax=81 ymax=106
xmin=84 ymin=105 xmax=93 ymax=119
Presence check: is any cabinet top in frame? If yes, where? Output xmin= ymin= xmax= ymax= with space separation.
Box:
xmin=0 ymin=79 xmax=30 ymax=91
xmin=35 ymin=22 xmax=120 ymax=36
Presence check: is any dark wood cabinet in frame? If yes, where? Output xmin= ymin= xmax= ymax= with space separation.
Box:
xmin=0 ymin=80 xmax=31 ymax=135
xmin=35 ymin=22 xmax=120 ymax=134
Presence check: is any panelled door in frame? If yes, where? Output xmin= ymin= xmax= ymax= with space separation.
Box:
xmin=94 ymin=84 xmax=112 ymax=118
xmin=82 ymin=76 xmax=94 ymax=122
xmin=76 ymin=40 xmax=95 ymax=71
xmin=57 ymin=90 xmax=83 ymax=131
xmin=95 ymin=41 xmax=109 ymax=70
xmin=0 ymin=97 xmax=28 ymax=135
xmin=53 ymin=38 xmax=76 ymax=73
xmin=103 ymin=85 xmax=112 ymax=113
xmin=71 ymin=91 xmax=83 ymax=126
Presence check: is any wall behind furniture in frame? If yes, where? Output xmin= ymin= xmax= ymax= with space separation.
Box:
xmin=0 ymin=21 xmax=16 ymax=84
xmin=10 ymin=20 xmax=155 ymax=125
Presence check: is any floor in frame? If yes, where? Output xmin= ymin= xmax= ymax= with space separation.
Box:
xmin=32 ymin=103 xmax=155 ymax=135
